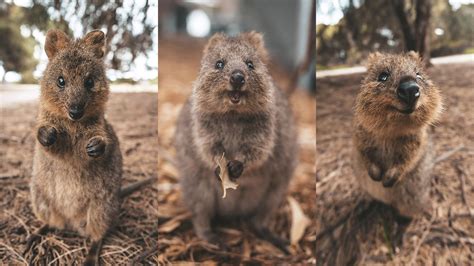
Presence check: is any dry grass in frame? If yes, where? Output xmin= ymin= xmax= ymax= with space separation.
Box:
xmin=0 ymin=92 xmax=158 ymax=264
xmin=157 ymin=35 xmax=316 ymax=264
xmin=316 ymin=63 xmax=474 ymax=264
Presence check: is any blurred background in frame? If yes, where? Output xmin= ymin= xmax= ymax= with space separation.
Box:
xmin=159 ymin=0 xmax=316 ymax=92
xmin=316 ymin=0 xmax=474 ymax=69
xmin=0 ymin=0 xmax=158 ymax=84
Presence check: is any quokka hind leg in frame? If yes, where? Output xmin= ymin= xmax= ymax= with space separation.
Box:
xmin=83 ymin=238 xmax=104 ymax=266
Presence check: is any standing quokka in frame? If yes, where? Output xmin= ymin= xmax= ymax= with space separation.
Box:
xmin=27 ymin=29 xmax=125 ymax=265
xmin=174 ymin=32 xmax=298 ymax=252
xmin=352 ymin=52 xmax=442 ymax=218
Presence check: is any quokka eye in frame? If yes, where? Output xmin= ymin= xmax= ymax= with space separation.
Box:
xmin=416 ymin=72 xmax=422 ymax=79
xmin=246 ymin=60 xmax=255 ymax=70
xmin=84 ymin=77 xmax=94 ymax=90
xmin=215 ymin=60 xmax=225 ymax=70
xmin=57 ymin=76 xmax=66 ymax=89
xmin=377 ymin=72 xmax=390 ymax=82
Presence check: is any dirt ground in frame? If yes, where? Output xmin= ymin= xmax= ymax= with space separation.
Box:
xmin=157 ymin=35 xmax=316 ymax=264
xmin=0 ymin=92 xmax=158 ymax=264
xmin=316 ymin=63 xmax=474 ymax=264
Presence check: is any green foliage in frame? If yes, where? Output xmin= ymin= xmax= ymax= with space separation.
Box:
xmin=0 ymin=4 xmax=38 ymax=82
xmin=431 ymin=3 xmax=474 ymax=56
xmin=317 ymin=0 xmax=403 ymax=66
xmin=463 ymin=47 xmax=474 ymax=54
xmin=0 ymin=1 xmax=156 ymax=83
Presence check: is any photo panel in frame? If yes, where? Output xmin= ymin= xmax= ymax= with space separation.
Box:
xmin=157 ymin=0 xmax=316 ymax=263
xmin=315 ymin=0 xmax=473 ymax=264
xmin=0 ymin=0 xmax=158 ymax=264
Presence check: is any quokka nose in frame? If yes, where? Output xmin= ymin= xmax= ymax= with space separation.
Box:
xmin=230 ymin=70 xmax=245 ymax=88
xmin=397 ymin=80 xmax=420 ymax=106
xmin=68 ymin=104 xmax=84 ymax=120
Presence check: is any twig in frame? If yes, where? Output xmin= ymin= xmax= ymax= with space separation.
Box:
xmin=5 ymin=210 xmax=29 ymax=237
xmin=0 ymin=173 xmax=21 ymax=180
xmin=410 ymin=215 xmax=435 ymax=265
xmin=433 ymin=145 xmax=464 ymax=165
xmin=132 ymin=244 xmax=158 ymax=263
xmin=453 ymin=161 xmax=474 ymax=219
xmin=425 ymin=233 xmax=474 ymax=246
xmin=453 ymin=161 xmax=471 ymax=209
xmin=0 ymin=134 xmax=21 ymax=143
xmin=47 ymin=247 xmax=85 ymax=265
xmin=0 ymin=241 xmax=28 ymax=264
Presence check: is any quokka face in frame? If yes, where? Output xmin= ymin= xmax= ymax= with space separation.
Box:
xmin=356 ymin=52 xmax=442 ymax=135
xmin=192 ymin=31 xmax=274 ymax=114
xmin=41 ymin=30 xmax=109 ymax=121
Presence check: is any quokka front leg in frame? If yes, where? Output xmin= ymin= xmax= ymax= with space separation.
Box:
xmin=211 ymin=142 xmax=244 ymax=180
xmin=382 ymin=135 xmax=423 ymax=187
xmin=37 ymin=125 xmax=58 ymax=147
xmin=359 ymin=146 xmax=385 ymax=182
xmin=86 ymin=136 xmax=107 ymax=158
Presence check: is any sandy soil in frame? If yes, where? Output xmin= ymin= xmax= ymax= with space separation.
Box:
xmin=157 ymin=35 xmax=317 ymax=264
xmin=316 ymin=63 xmax=474 ymax=264
xmin=0 ymin=92 xmax=158 ymax=264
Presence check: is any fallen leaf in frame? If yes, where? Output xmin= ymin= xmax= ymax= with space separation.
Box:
xmin=288 ymin=196 xmax=311 ymax=245
xmin=242 ymin=237 xmax=251 ymax=259
xmin=158 ymin=212 xmax=192 ymax=233
xmin=215 ymin=153 xmax=238 ymax=198
xmin=160 ymin=162 xmax=179 ymax=179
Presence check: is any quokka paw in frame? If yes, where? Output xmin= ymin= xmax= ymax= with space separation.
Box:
xmin=37 ymin=126 xmax=57 ymax=147
xmin=227 ymin=160 xmax=244 ymax=179
xmin=86 ymin=137 xmax=106 ymax=158
xmin=382 ymin=167 xmax=401 ymax=187
xmin=368 ymin=163 xmax=383 ymax=181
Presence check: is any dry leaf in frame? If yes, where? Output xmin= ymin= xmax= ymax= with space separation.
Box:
xmin=288 ymin=196 xmax=310 ymax=245
xmin=242 ymin=237 xmax=251 ymax=259
xmin=160 ymin=162 xmax=179 ymax=179
xmin=215 ymin=153 xmax=238 ymax=198
xmin=158 ymin=212 xmax=192 ymax=233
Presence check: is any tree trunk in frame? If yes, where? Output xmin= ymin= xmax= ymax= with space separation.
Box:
xmin=415 ymin=0 xmax=432 ymax=66
xmin=391 ymin=0 xmax=416 ymax=51
xmin=392 ymin=0 xmax=432 ymax=66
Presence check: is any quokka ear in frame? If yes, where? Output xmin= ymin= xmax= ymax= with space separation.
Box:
xmin=407 ymin=50 xmax=420 ymax=60
xmin=240 ymin=31 xmax=269 ymax=62
xmin=406 ymin=50 xmax=423 ymax=66
xmin=82 ymin=30 xmax=106 ymax=59
xmin=45 ymin=29 xmax=71 ymax=59
xmin=203 ymin=32 xmax=226 ymax=55
xmin=367 ymin=52 xmax=382 ymax=65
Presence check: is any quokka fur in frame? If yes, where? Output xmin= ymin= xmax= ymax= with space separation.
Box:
xmin=352 ymin=52 xmax=442 ymax=217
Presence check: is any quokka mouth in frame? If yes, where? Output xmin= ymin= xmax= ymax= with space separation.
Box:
xmin=388 ymin=105 xmax=416 ymax=115
xmin=399 ymin=108 xmax=416 ymax=114
xmin=228 ymin=91 xmax=241 ymax=104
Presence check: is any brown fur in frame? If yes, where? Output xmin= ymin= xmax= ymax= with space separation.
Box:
xmin=352 ymin=52 xmax=442 ymax=217
xmin=174 ymin=32 xmax=298 ymax=250
xmin=29 ymin=29 xmax=122 ymax=265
